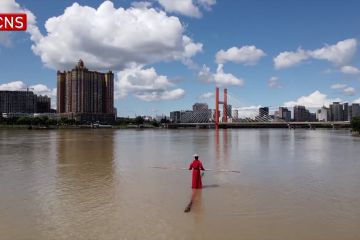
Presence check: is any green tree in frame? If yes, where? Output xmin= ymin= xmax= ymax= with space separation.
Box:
xmin=351 ymin=117 xmax=360 ymax=133
xmin=151 ymin=120 xmax=160 ymax=127
xmin=17 ymin=116 xmax=32 ymax=125
xmin=135 ymin=116 xmax=144 ymax=125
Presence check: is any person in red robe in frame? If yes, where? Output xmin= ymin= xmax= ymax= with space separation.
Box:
xmin=189 ymin=154 xmax=205 ymax=189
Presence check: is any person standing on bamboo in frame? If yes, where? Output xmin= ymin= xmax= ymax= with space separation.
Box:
xmin=188 ymin=154 xmax=205 ymax=189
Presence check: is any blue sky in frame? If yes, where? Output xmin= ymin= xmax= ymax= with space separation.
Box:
xmin=1 ymin=0 xmax=360 ymax=116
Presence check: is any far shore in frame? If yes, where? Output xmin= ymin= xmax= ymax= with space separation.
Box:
xmin=0 ymin=124 xmax=354 ymax=131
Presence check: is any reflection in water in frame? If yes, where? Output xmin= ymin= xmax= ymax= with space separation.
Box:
xmin=46 ymin=130 xmax=116 ymax=239
xmin=214 ymin=129 xmax=230 ymax=181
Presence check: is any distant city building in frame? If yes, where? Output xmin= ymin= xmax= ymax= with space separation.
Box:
xmin=343 ymin=103 xmax=349 ymax=121
xmin=211 ymin=109 xmax=218 ymax=122
xmin=278 ymin=107 xmax=291 ymax=121
xmin=350 ymin=103 xmax=360 ymax=119
xmin=226 ymin=104 xmax=232 ymax=118
xmin=179 ymin=110 xmax=194 ymax=123
xmin=170 ymin=111 xmax=181 ymax=123
xmin=36 ymin=95 xmax=51 ymax=113
xmin=0 ymin=90 xmax=36 ymax=114
xmin=309 ymin=112 xmax=317 ymax=122
xmin=329 ymin=102 xmax=345 ymax=121
xmin=232 ymin=109 xmax=239 ymax=119
xmin=0 ymin=90 xmax=51 ymax=114
xmin=317 ymin=107 xmax=330 ymax=122
xmin=57 ymin=60 xmax=115 ymax=123
xmin=259 ymin=107 xmax=269 ymax=119
xmin=293 ymin=105 xmax=313 ymax=122
xmin=192 ymin=103 xmax=208 ymax=111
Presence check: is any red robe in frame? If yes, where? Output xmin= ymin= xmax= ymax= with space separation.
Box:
xmin=189 ymin=159 xmax=205 ymax=189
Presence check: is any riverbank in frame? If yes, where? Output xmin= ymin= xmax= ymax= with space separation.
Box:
xmin=0 ymin=124 xmax=159 ymax=130
xmin=0 ymin=123 xmax=353 ymax=130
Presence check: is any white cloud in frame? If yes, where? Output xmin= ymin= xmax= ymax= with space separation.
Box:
xmin=0 ymin=0 xmax=41 ymax=47
xmin=274 ymin=48 xmax=309 ymax=69
xmin=215 ymin=45 xmax=266 ymax=65
xmin=331 ymin=83 xmax=347 ymax=89
xmin=274 ymin=39 xmax=358 ymax=69
xmin=115 ymin=65 xmax=185 ymax=101
xmin=30 ymin=1 xmax=202 ymax=70
xmin=353 ymin=98 xmax=360 ymax=104
xmin=343 ymin=87 xmax=356 ymax=96
xmin=131 ymin=1 xmax=152 ymax=8
xmin=198 ymin=65 xmax=213 ymax=82
xmin=310 ymin=39 xmax=357 ymax=66
xmin=340 ymin=65 xmax=360 ymax=74
xmin=0 ymin=80 xmax=27 ymax=91
xmin=0 ymin=81 xmax=55 ymax=97
xmin=330 ymin=83 xmax=356 ymax=95
xmin=157 ymin=0 xmax=216 ymax=18
xmin=284 ymin=90 xmax=341 ymax=108
xmin=158 ymin=0 xmax=201 ymax=17
xmin=214 ymin=64 xmax=244 ymax=86
xmin=199 ymin=92 xmax=214 ymax=99
xmin=30 ymin=84 xmax=54 ymax=97
xmin=268 ymin=76 xmax=281 ymax=88
xmin=198 ymin=64 xmax=244 ymax=86
xmin=197 ymin=0 xmax=216 ymax=10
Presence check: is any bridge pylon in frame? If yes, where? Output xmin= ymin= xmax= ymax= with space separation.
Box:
xmin=215 ymin=87 xmax=228 ymax=128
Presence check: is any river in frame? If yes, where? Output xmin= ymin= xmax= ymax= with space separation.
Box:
xmin=0 ymin=129 xmax=359 ymax=240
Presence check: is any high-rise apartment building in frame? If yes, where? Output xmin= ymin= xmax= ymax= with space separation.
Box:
xmin=36 ymin=95 xmax=51 ymax=113
xmin=293 ymin=105 xmax=312 ymax=122
xmin=57 ymin=60 xmax=115 ymax=123
xmin=192 ymin=103 xmax=208 ymax=111
xmin=317 ymin=107 xmax=330 ymax=122
xmin=329 ymin=102 xmax=345 ymax=121
xmin=0 ymin=90 xmax=50 ymax=115
xmin=278 ymin=107 xmax=291 ymax=121
xmin=259 ymin=107 xmax=269 ymax=118
xmin=351 ymin=103 xmax=360 ymax=119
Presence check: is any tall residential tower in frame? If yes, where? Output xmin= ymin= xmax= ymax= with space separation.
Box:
xmin=57 ymin=60 xmax=115 ymax=123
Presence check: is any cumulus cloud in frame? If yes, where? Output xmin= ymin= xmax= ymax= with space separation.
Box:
xmin=343 ymin=87 xmax=356 ymax=96
xmin=0 ymin=81 xmax=55 ymax=97
xmin=0 ymin=81 xmax=56 ymax=108
xmin=284 ymin=90 xmax=341 ymax=108
xmin=157 ymin=0 xmax=216 ymax=18
xmin=0 ymin=0 xmax=41 ymax=47
xmin=199 ymin=92 xmax=214 ymax=99
xmin=131 ymin=1 xmax=152 ymax=9
xmin=30 ymin=1 xmax=202 ymax=70
xmin=331 ymin=83 xmax=347 ymax=89
xmin=274 ymin=39 xmax=358 ymax=69
xmin=340 ymin=65 xmax=360 ymax=74
xmin=115 ymin=65 xmax=185 ymax=101
xmin=310 ymin=39 xmax=357 ymax=66
xmin=0 ymin=80 xmax=27 ymax=91
xmin=274 ymin=48 xmax=309 ymax=69
xmin=214 ymin=64 xmax=244 ymax=86
xmin=198 ymin=64 xmax=244 ymax=86
xmin=353 ymin=98 xmax=360 ymax=104
xmin=197 ymin=0 xmax=216 ymax=10
xmin=216 ymin=45 xmax=266 ymax=65
xmin=268 ymin=76 xmax=281 ymax=88
xmin=330 ymin=83 xmax=356 ymax=96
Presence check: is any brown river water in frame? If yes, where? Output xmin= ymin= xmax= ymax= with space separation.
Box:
xmin=0 ymin=129 xmax=360 ymax=240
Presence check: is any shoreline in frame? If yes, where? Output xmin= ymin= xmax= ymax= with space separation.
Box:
xmin=0 ymin=124 xmax=353 ymax=130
